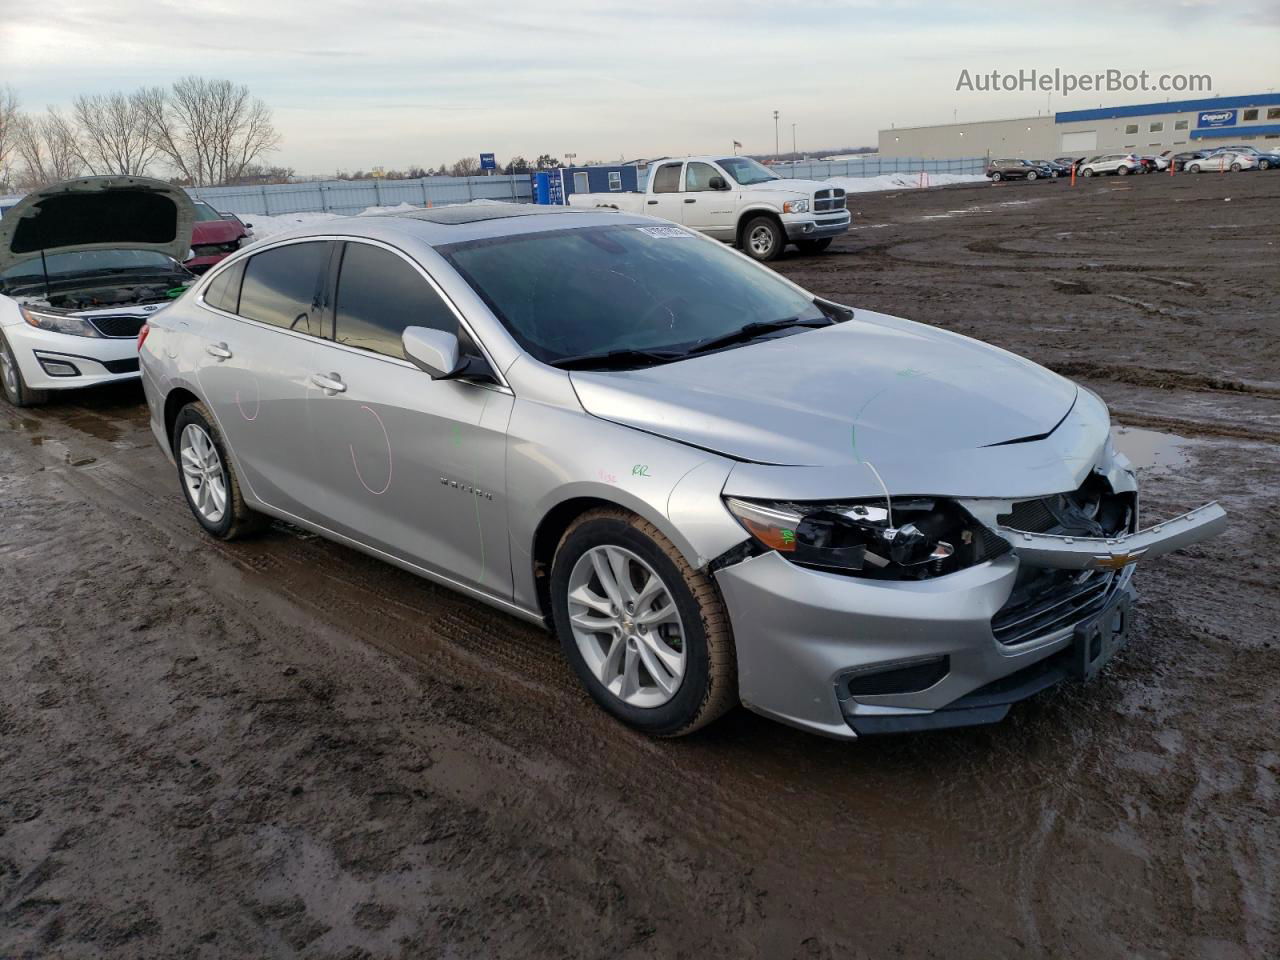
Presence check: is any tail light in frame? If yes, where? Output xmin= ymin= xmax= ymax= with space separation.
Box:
xmin=137 ymin=323 xmax=151 ymax=352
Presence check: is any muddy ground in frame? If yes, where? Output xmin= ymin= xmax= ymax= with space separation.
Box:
xmin=2 ymin=170 xmax=1277 ymax=959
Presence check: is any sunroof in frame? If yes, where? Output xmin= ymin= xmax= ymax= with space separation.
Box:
xmin=378 ymin=203 xmax=586 ymax=225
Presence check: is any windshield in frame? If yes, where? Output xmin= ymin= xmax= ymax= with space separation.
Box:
xmin=0 ymin=249 xmax=178 ymax=285
xmin=192 ymin=202 xmax=224 ymax=222
xmin=439 ymin=223 xmax=826 ymax=365
xmin=715 ymin=157 xmax=781 ymax=186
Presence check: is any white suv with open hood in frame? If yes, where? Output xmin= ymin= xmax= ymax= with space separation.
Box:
xmin=0 ymin=176 xmax=196 ymax=407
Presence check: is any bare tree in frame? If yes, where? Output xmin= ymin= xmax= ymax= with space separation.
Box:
xmin=71 ymin=91 xmax=158 ymax=176
xmin=13 ymin=108 xmax=83 ymax=189
xmin=0 ymin=86 xmax=20 ymax=191
xmin=143 ymin=77 xmax=280 ymax=186
xmin=447 ymin=156 xmax=482 ymax=177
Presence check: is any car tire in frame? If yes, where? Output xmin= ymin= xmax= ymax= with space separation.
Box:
xmin=0 ymin=329 xmax=49 ymax=408
xmin=1117 ymin=166 xmax=1129 ymax=176
xmin=1231 ymin=163 xmax=1242 ymax=172
xmin=172 ymin=400 xmax=266 ymax=540
xmin=990 ymin=171 xmax=1003 ymax=181
xmin=1027 ymin=170 xmax=1038 ymax=181
xmin=796 ymin=237 xmax=833 ymax=254
xmin=1189 ymin=164 xmax=1201 ymax=174
xmin=1259 ymin=159 xmax=1271 ymax=171
xmin=550 ymin=508 xmax=737 ymax=737
xmin=741 ymin=216 xmax=784 ymax=262
xmin=1082 ymin=168 xmax=1094 ymax=177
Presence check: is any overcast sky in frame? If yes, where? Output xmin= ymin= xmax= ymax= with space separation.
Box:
xmin=3 ymin=0 xmax=1278 ymax=173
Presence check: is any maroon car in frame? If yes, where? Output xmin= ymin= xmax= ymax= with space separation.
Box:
xmin=184 ymin=200 xmax=249 ymax=273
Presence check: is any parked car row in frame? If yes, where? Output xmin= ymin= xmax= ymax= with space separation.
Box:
xmin=0 ymin=173 xmax=1227 ymax=742
xmin=987 ymin=144 xmax=1280 ymax=181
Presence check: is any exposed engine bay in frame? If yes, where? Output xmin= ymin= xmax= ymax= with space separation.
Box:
xmin=15 ymin=281 xmax=192 ymax=313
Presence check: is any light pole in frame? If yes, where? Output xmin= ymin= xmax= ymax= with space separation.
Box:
xmin=564 ymin=152 xmax=577 ymax=168
xmin=773 ymin=110 xmax=780 ymax=159
xmin=791 ymin=122 xmax=797 ymax=160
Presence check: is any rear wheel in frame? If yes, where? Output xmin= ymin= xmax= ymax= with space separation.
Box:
xmin=1117 ymin=165 xmax=1129 ymax=176
xmin=550 ymin=508 xmax=736 ymax=736
xmin=172 ymin=401 xmax=266 ymax=540
xmin=741 ymin=216 xmax=784 ymax=262
xmin=796 ymin=237 xmax=833 ymax=255
xmin=0 ymin=330 xmax=49 ymax=408
xmin=1027 ymin=170 xmax=1038 ymax=181
xmin=1231 ymin=163 xmax=1242 ymax=172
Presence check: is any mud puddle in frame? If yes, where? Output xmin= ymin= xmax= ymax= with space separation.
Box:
xmin=1112 ymin=425 xmax=1193 ymax=471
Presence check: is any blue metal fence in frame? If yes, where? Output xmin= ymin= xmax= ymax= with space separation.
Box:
xmin=769 ymin=156 xmax=987 ymax=179
xmin=185 ymin=174 xmax=531 ymax=216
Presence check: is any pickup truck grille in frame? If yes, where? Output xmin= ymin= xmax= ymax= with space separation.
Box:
xmin=813 ymin=188 xmax=846 ymax=213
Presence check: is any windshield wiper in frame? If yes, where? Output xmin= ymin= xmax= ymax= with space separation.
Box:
xmin=687 ymin=316 xmax=833 ymax=355
xmin=548 ymin=347 xmax=688 ymax=371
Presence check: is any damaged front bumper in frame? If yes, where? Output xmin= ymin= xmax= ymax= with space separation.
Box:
xmin=713 ymin=499 xmax=1224 ymax=740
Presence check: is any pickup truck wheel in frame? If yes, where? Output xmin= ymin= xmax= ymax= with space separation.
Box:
xmin=551 ymin=508 xmax=737 ymax=737
xmin=172 ymin=401 xmax=267 ymax=540
xmin=796 ymin=238 xmax=832 ymax=254
xmin=742 ymin=216 xmax=784 ymax=262
xmin=0 ymin=330 xmax=49 ymax=408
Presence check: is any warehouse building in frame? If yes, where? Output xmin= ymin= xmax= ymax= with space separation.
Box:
xmin=879 ymin=93 xmax=1280 ymax=159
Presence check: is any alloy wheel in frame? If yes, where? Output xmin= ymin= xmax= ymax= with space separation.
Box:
xmin=179 ymin=423 xmax=228 ymax=524
xmin=0 ymin=341 xmax=17 ymax=400
xmin=748 ymin=225 xmax=776 ymax=258
xmin=566 ymin=545 xmax=687 ymax=708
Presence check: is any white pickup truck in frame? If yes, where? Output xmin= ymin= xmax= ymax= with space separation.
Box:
xmin=567 ymin=155 xmax=851 ymax=261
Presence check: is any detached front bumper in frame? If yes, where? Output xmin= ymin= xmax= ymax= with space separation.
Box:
xmin=783 ymin=211 xmax=851 ymax=241
xmin=714 ymin=502 xmax=1222 ymax=739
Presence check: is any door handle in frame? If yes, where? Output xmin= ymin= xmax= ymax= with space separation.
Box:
xmin=310 ymin=372 xmax=346 ymax=394
xmin=684 ymin=198 xmax=696 ymax=203
xmin=646 ymin=200 xmax=658 ymax=205
xmin=205 ymin=342 xmax=232 ymax=361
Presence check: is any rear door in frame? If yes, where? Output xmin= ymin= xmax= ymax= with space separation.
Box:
xmin=645 ymin=162 xmax=685 ymax=223
xmin=195 ymin=239 xmax=335 ymax=519
xmin=304 ymin=239 xmax=514 ymax=595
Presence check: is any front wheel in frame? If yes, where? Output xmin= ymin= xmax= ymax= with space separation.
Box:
xmin=1188 ymin=164 xmax=1202 ymax=174
xmin=1117 ymin=165 xmax=1129 ymax=176
xmin=1083 ymin=168 xmax=1095 ymax=177
xmin=796 ymin=237 xmax=833 ymax=255
xmin=1259 ymin=159 xmax=1271 ymax=171
xmin=1027 ymin=170 xmax=1038 ymax=181
xmin=741 ymin=216 xmax=784 ymax=262
xmin=172 ymin=401 xmax=266 ymax=540
xmin=550 ymin=509 xmax=737 ymax=736
xmin=1231 ymin=163 xmax=1242 ymax=172
xmin=0 ymin=330 xmax=50 ymax=408
xmin=990 ymin=171 xmax=1003 ymax=181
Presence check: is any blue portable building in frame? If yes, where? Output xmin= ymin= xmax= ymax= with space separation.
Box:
xmin=532 ymin=165 xmax=645 ymax=204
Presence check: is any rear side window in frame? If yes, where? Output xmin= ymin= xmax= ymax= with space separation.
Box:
xmin=333 ymin=242 xmax=456 ymax=359
xmin=651 ymin=163 xmax=682 ymax=193
xmin=202 ymin=260 xmax=245 ymax=313
xmin=238 ymin=242 xmax=330 ymax=336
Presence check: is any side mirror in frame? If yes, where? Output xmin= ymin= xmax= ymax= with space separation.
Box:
xmin=709 ymin=175 xmax=728 ymax=191
xmin=403 ymin=327 xmax=462 ymax=379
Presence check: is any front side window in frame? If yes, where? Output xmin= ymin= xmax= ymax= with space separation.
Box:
xmin=440 ymin=223 xmax=826 ymax=365
xmin=333 ymin=242 xmax=456 ymax=359
xmin=715 ymin=157 xmax=781 ymax=186
xmin=237 ymin=241 xmax=330 ymax=336
xmin=651 ymin=163 xmax=682 ymax=193
xmin=684 ymin=162 xmax=722 ymax=191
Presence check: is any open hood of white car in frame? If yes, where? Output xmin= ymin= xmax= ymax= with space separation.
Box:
xmin=0 ymin=175 xmax=196 ymax=273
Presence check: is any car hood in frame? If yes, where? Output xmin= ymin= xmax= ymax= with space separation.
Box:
xmin=0 ymin=176 xmax=196 ymax=273
xmin=569 ymin=311 xmax=1079 ymax=470
xmin=744 ymin=177 xmax=837 ymax=197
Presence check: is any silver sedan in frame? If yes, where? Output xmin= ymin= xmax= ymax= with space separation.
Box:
xmin=140 ymin=204 xmax=1225 ymax=739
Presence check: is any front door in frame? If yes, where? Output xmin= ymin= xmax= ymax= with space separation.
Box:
xmin=303 ymin=240 xmax=514 ymax=596
xmin=679 ymin=160 xmax=737 ymax=239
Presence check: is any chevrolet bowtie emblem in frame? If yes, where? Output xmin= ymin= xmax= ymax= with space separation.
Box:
xmin=1091 ymin=549 xmax=1148 ymax=571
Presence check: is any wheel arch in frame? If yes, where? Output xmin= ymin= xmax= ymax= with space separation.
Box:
xmin=163 ymin=386 xmax=202 ymax=451
xmin=735 ymin=207 xmax=785 ymax=248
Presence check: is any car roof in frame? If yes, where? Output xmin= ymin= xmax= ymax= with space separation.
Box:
xmin=256 ymin=202 xmax=651 ymax=249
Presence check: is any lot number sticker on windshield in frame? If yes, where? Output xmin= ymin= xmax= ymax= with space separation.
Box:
xmin=637 ymin=225 xmax=693 ymax=238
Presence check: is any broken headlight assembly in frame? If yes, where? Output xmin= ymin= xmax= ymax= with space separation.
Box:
xmin=724 ymin=496 xmax=1009 ymax=580
xmin=20 ymin=306 xmax=102 ymax=338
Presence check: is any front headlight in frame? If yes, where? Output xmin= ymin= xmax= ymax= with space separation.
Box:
xmin=20 ymin=306 xmax=102 ymax=338
xmin=724 ymin=496 xmax=1008 ymax=580
xmin=782 ymin=199 xmax=810 ymax=214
